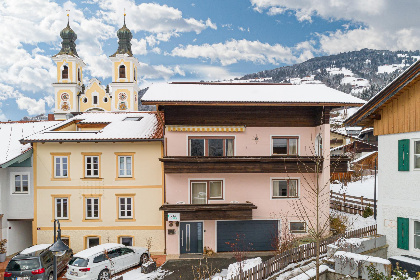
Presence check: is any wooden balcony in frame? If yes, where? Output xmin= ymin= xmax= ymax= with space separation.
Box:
xmin=160 ymin=156 xmax=324 ymax=173
xmin=160 ymin=203 xmax=257 ymax=221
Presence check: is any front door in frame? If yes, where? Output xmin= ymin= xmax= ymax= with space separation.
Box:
xmin=180 ymin=222 xmax=203 ymax=254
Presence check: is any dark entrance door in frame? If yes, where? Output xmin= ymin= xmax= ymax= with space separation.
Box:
xmin=180 ymin=222 xmax=203 ymax=254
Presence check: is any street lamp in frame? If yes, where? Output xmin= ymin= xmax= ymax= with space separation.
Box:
xmin=49 ymin=220 xmax=69 ymax=280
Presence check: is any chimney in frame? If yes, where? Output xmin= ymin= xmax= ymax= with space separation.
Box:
xmin=48 ymin=114 xmax=55 ymax=121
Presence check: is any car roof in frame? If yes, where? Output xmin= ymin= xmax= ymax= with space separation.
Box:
xmin=74 ymin=243 xmax=124 ymax=259
xmin=14 ymin=244 xmax=52 ymax=258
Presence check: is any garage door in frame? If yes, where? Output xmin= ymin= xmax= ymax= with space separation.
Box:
xmin=217 ymin=220 xmax=278 ymax=252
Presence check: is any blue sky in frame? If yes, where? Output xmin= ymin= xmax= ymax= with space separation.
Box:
xmin=1 ymin=0 xmax=419 ymax=121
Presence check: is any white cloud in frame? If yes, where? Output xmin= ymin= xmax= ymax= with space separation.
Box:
xmin=132 ymin=38 xmax=148 ymax=55
xmin=250 ymin=0 xmax=420 ymax=53
xmin=171 ymin=39 xmax=310 ymax=66
xmin=182 ymin=65 xmax=241 ymax=81
xmin=206 ymin=18 xmax=217 ymax=30
xmin=139 ymin=62 xmax=185 ymax=80
xmin=16 ymin=96 xmax=46 ymax=116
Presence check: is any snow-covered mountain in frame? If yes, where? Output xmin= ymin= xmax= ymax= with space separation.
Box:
xmin=240 ymin=48 xmax=420 ymax=100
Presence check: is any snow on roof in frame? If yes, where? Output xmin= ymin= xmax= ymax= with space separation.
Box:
xmin=74 ymin=243 xmax=123 ymax=258
xmin=142 ymin=83 xmax=366 ymax=105
xmin=22 ymin=112 xmax=163 ymax=142
xmin=334 ymin=251 xmax=391 ymax=265
xmin=351 ymin=151 xmax=377 ymax=164
xmin=0 ymin=121 xmax=59 ymax=165
xmin=20 ymin=244 xmax=51 ymax=255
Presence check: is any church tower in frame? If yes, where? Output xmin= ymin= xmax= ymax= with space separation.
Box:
xmin=52 ymin=15 xmax=86 ymax=120
xmin=109 ymin=14 xmax=139 ymax=112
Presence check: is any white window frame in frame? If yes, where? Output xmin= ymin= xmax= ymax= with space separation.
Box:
xmin=87 ymin=237 xmax=100 ymax=248
xmin=119 ymin=197 xmax=133 ymax=219
xmin=85 ymin=197 xmax=100 ymax=220
xmin=54 ymin=156 xmax=68 ymax=178
xmin=188 ymin=178 xmax=225 ymax=204
xmin=270 ymin=177 xmax=300 ymax=199
xmin=55 ymin=197 xmax=69 ymax=219
xmin=85 ymin=156 xmax=99 ymax=178
xmin=10 ymin=172 xmax=30 ymax=195
xmin=414 ymin=140 xmax=420 ymax=170
xmin=290 ymin=221 xmax=307 ymax=233
xmin=119 ymin=236 xmax=133 ymax=246
xmin=118 ymin=156 xmax=133 ymax=177
xmin=270 ymin=135 xmax=300 ymax=156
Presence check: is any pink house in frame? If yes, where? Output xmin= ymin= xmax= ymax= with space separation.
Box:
xmin=142 ymin=82 xmax=365 ymax=257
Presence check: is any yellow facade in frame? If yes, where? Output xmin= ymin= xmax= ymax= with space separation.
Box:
xmin=33 ymin=142 xmax=165 ymax=253
xmin=56 ymin=60 xmax=74 ymax=83
xmin=80 ymin=80 xmax=111 ymax=112
xmin=114 ymin=89 xmax=132 ymax=111
xmin=56 ymin=89 xmax=74 ymax=112
xmin=113 ymin=60 xmax=132 ymax=82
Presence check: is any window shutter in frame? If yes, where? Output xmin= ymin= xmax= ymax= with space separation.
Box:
xmin=398 ymin=139 xmax=410 ymax=171
xmin=397 ymin=217 xmax=409 ymax=250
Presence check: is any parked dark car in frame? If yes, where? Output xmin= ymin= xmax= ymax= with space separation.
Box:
xmin=4 ymin=244 xmax=73 ymax=280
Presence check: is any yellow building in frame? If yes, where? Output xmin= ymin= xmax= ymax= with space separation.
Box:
xmin=53 ymin=16 xmax=139 ymax=121
xmin=22 ymin=112 xmax=165 ymax=253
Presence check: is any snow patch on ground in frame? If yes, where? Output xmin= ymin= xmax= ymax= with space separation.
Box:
xmin=330 ymin=210 xmax=377 ymax=230
xmin=331 ymin=175 xmax=378 ymax=199
xmin=286 ymin=265 xmax=329 ymax=280
xmin=326 ymin=67 xmax=354 ymax=76
xmin=113 ymin=267 xmax=171 ymax=280
xmin=377 ymin=64 xmax=406 ymax=74
xmin=212 ymin=258 xmax=262 ymax=280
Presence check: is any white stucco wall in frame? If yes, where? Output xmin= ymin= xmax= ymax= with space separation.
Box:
xmin=377 ymin=131 xmax=420 ymax=257
xmin=0 ymin=164 xmax=34 ymax=254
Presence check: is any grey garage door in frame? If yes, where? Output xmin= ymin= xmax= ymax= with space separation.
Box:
xmin=217 ymin=220 xmax=278 ymax=252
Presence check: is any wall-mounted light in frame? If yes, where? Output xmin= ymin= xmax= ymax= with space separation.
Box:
xmin=169 ymin=221 xmax=173 ymax=227
xmin=253 ymin=134 xmax=259 ymax=144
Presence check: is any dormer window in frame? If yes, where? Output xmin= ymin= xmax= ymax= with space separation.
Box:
xmin=62 ymin=65 xmax=69 ymax=79
xmin=119 ymin=65 xmax=126 ymax=78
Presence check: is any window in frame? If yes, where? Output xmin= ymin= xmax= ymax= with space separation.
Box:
xmin=54 ymin=156 xmax=68 ymax=178
xmin=290 ymin=222 xmax=306 ymax=233
xmin=86 ymin=236 xmax=100 ymax=248
xmin=93 ymin=95 xmax=98 ymax=105
xmin=189 ymin=137 xmax=234 ymax=156
xmin=134 ymin=68 xmax=136 ymax=81
xmin=12 ymin=173 xmax=29 ymax=194
xmin=415 ymin=221 xmax=420 ymax=250
xmin=119 ymin=236 xmax=133 ymax=246
xmin=85 ymin=197 xmax=100 ymax=219
xmin=119 ymin=65 xmax=126 ymax=78
xmin=272 ymin=137 xmax=298 ymax=155
xmin=103 ymin=97 xmax=108 ymax=103
xmin=78 ymin=68 xmax=81 ymax=82
xmin=62 ymin=65 xmax=68 ymax=79
xmin=55 ymin=197 xmax=69 ymax=219
xmin=119 ymin=197 xmax=133 ymax=219
xmin=272 ymin=179 xmax=298 ymax=198
xmin=118 ymin=156 xmax=132 ymax=177
xmin=61 ymin=236 xmax=70 ymax=247
xmin=84 ymin=155 xmax=100 ymax=178
xmin=93 ymin=254 xmax=106 ymax=263
xmin=191 ymin=180 xmax=223 ymax=204
xmin=415 ymin=141 xmax=420 ymax=169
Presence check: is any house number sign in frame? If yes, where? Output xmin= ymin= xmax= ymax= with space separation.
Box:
xmin=168 ymin=213 xmax=180 ymax=221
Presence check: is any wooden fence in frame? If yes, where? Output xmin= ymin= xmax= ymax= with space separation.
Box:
xmin=330 ymin=191 xmax=377 ymax=215
xmin=230 ymin=225 xmax=377 ymax=280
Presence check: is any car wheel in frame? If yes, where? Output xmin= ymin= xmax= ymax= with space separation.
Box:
xmin=140 ymin=253 xmax=149 ymax=265
xmin=98 ymin=269 xmax=110 ymax=280
xmin=48 ymin=273 xmax=53 ymax=280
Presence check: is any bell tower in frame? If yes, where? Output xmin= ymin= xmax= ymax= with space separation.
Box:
xmin=109 ymin=13 xmax=139 ymax=111
xmin=52 ymin=14 xmax=86 ymax=120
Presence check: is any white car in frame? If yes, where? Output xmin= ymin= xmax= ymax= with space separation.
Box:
xmin=65 ymin=243 xmax=149 ymax=280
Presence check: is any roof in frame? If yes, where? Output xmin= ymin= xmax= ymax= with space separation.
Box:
xmin=330 ymin=129 xmax=360 ymax=142
xmin=330 ymin=139 xmax=377 ymax=152
xmin=345 ymin=59 xmax=420 ymax=127
xmin=0 ymin=121 xmax=59 ymax=166
xmin=141 ymin=83 xmax=366 ymax=107
xmin=74 ymin=243 xmax=123 ymax=258
xmin=351 ymin=151 xmax=378 ymax=164
xmin=21 ymin=112 xmax=164 ymax=143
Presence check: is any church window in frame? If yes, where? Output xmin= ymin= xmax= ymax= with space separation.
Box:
xmin=119 ymin=65 xmax=126 ymax=78
xmin=82 ymin=97 xmax=88 ymax=103
xmin=93 ymin=95 xmax=98 ymax=105
xmin=103 ymin=97 xmax=108 ymax=103
xmin=78 ymin=68 xmax=81 ymax=82
xmin=134 ymin=68 xmax=136 ymax=81
xmin=62 ymin=65 xmax=69 ymax=79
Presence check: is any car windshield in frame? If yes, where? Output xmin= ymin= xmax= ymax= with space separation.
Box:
xmin=69 ymin=257 xmax=88 ymax=267
xmin=6 ymin=258 xmax=40 ymax=271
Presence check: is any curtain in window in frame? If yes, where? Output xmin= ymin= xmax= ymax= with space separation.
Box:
xmin=289 ymin=180 xmax=297 ymax=197
xmin=209 ymin=181 xmax=222 ymax=198
xmin=273 ymin=180 xmax=288 ymax=197
xmin=415 ymin=221 xmax=420 ymax=249
xmin=226 ymin=139 xmax=234 ymax=156
xmin=191 ymin=182 xmax=207 ymax=204
xmin=289 ymin=139 xmax=298 ymax=155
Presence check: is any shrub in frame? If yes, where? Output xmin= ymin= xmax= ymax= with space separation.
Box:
xmin=330 ymin=214 xmax=347 ymax=235
xmin=363 ymin=206 xmax=374 ymax=218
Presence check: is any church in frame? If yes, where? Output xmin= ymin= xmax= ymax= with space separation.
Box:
xmin=52 ymin=15 xmax=139 ymax=120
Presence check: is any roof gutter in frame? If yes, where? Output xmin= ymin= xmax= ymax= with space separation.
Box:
xmin=21 ymin=138 xmax=164 ymax=144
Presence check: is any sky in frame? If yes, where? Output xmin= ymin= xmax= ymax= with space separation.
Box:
xmin=1 ymin=0 xmax=420 ymax=121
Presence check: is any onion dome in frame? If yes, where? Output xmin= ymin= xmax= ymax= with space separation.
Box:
xmin=110 ymin=14 xmax=133 ymax=57
xmin=54 ymin=17 xmax=79 ymax=57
